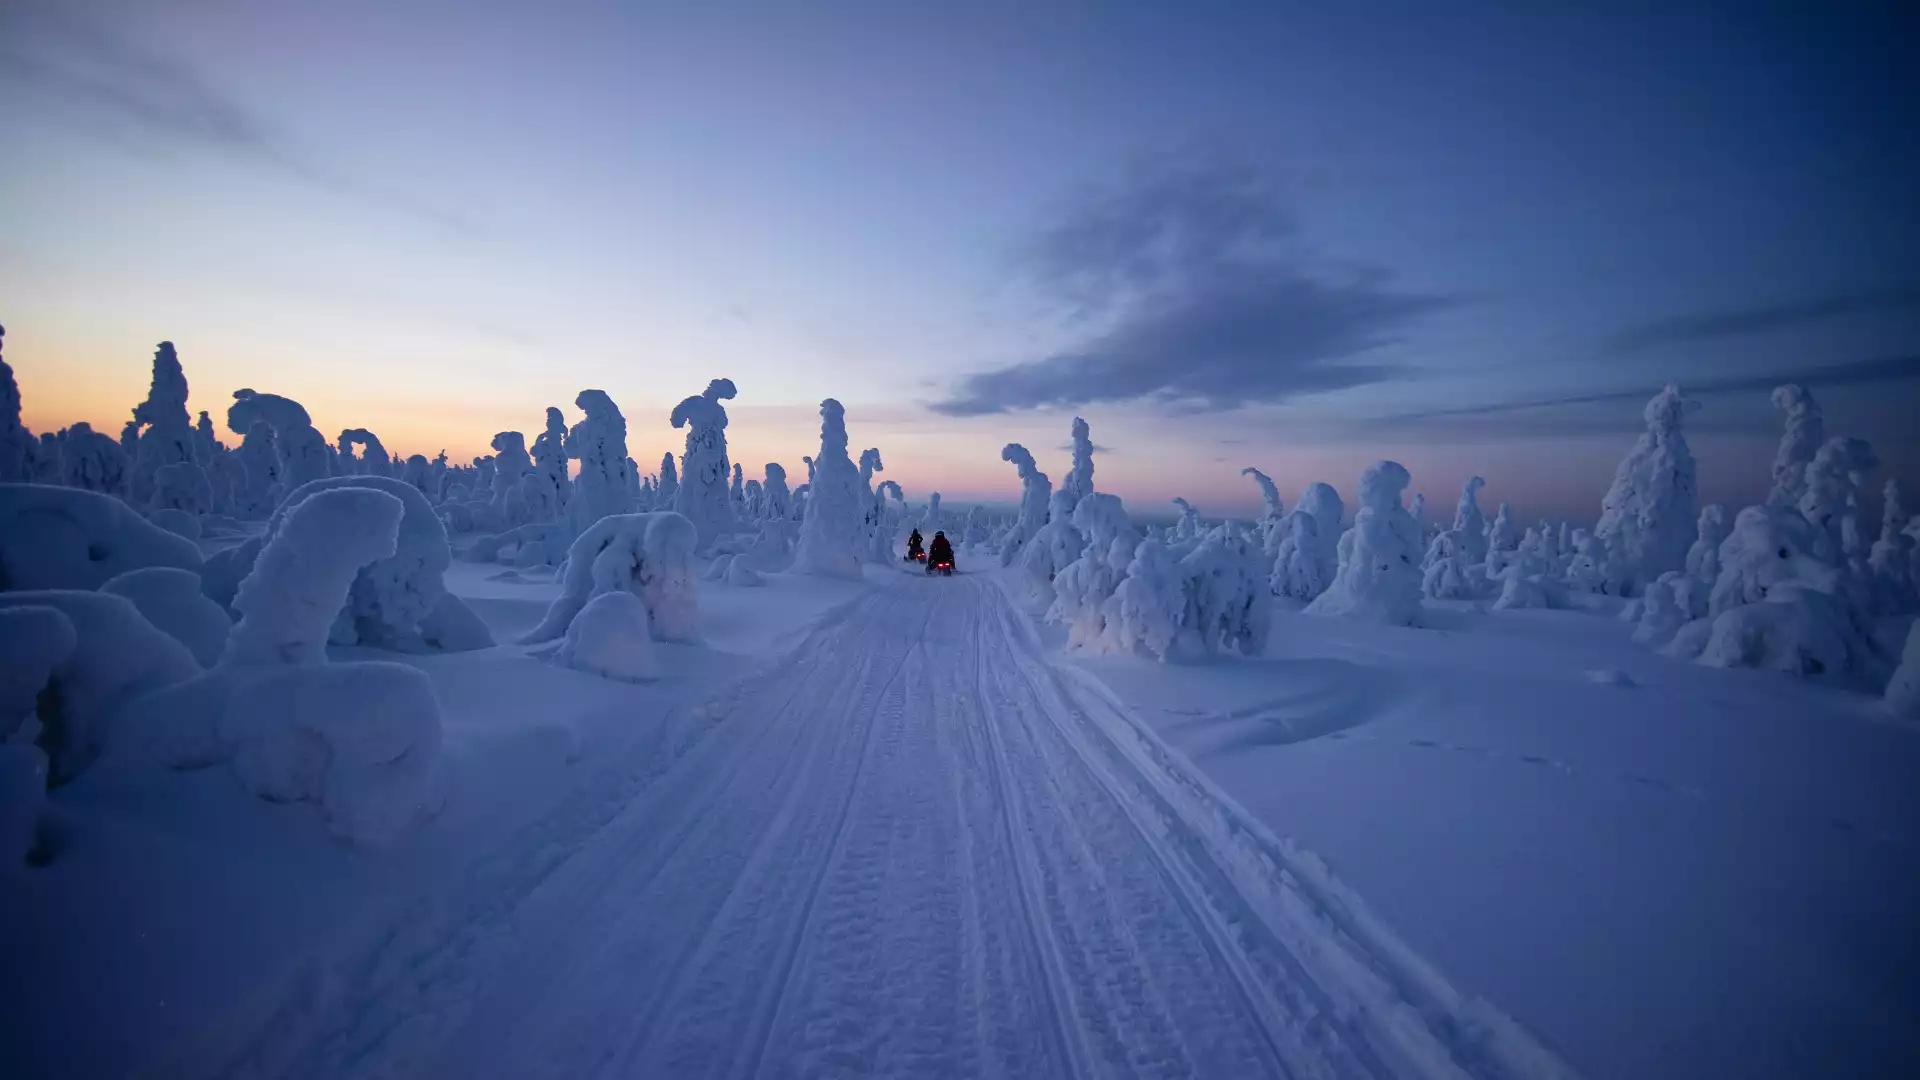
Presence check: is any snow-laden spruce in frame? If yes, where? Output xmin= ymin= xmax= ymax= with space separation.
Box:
xmin=1048 ymin=493 xmax=1140 ymax=649
xmin=565 ymin=390 xmax=634 ymax=535
xmin=1593 ymin=383 xmax=1699 ymax=595
xmin=1420 ymin=529 xmax=1479 ymax=600
xmin=794 ymin=399 xmax=866 ymax=579
xmin=1062 ymin=416 xmax=1095 ymax=507
xmin=670 ymin=378 xmax=740 ymax=552
xmin=997 ymin=443 xmax=1052 ymax=567
xmin=0 ymin=483 xmax=203 ymax=589
xmin=489 ymin=430 xmax=533 ymax=525
xmin=1767 ymin=384 xmax=1824 ymax=509
xmin=1307 ymin=461 xmax=1423 ymax=626
xmin=1170 ymin=497 xmax=1204 ymax=545
xmin=1106 ymin=538 xmax=1186 ymax=660
xmin=1868 ymin=480 xmax=1915 ymax=611
xmin=151 ymin=460 xmax=214 ymax=516
xmin=231 ymin=388 xmax=331 ymax=498
xmin=1177 ymin=523 xmax=1273 ymax=656
xmin=1685 ymin=504 xmax=1731 ymax=582
xmin=1271 ymin=482 xmax=1343 ymax=602
xmin=0 ymin=324 xmax=26 ymax=483
xmin=128 ymin=342 xmax=197 ymax=506
xmin=1017 ymin=489 xmax=1085 ymax=608
xmin=1887 ymin=620 xmax=1920 ymax=720
xmin=531 ymin=406 xmax=571 ymax=515
xmin=761 ymin=463 xmax=792 ymax=520
xmin=655 ymin=451 xmax=679 ymax=510
xmin=1485 ymin=501 xmax=1518 ymax=571
xmin=234 ymin=421 xmax=279 ymax=516
xmin=60 ymin=422 xmax=131 ymax=498
xmin=1451 ymin=476 xmax=1489 ymax=564
xmin=340 ymin=428 xmax=392 ymax=476
xmin=522 ymin=511 xmax=698 ymax=647
xmin=1796 ymin=436 xmax=1876 ymax=566
xmin=1241 ymin=467 xmax=1286 ymax=550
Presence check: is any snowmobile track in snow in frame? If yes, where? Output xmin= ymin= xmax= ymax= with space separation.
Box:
xmin=197 ymin=574 xmax=1577 ymax=1080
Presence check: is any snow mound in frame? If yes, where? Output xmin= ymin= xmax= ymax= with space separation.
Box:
xmin=257 ymin=475 xmax=452 ymax=649
xmin=220 ymin=661 xmax=442 ymax=844
xmin=0 ymin=590 xmax=199 ymax=784
xmin=101 ymin=566 xmax=232 ymax=667
xmin=0 ymin=743 xmax=47 ymax=869
xmin=726 ymin=555 xmax=765 ymax=587
xmin=0 ymin=483 xmax=202 ymax=591
xmin=522 ymin=511 xmax=699 ymax=645
xmin=149 ymin=507 xmax=202 ymax=541
xmin=557 ymin=591 xmax=660 ymax=682
xmin=225 ymin=488 xmax=406 ymax=666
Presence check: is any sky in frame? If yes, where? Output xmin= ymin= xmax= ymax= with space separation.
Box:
xmin=3 ymin=0 xmax=1918 ymax=523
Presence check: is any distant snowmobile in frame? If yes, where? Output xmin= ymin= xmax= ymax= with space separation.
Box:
xmin=906 ymin=528 xmax=926 ymax=562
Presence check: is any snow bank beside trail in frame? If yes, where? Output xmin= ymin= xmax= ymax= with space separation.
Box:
xmin=0 ymin=483 xmax=202 ymax=590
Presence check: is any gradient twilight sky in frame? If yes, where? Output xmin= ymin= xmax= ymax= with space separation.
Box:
xmin=4 ymin=0 xmax=1918 ymax=522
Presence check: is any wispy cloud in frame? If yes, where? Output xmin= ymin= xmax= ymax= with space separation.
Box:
xmin=931 ymin=152 xmax=1447 ymax=416
xmin=1363 ymin=353 xmax=1920 ymax=435
xmin=1603 ymin=286 xmax=1920 ymax=353
xmin=0 ymin=5 xmax=473 ymax=236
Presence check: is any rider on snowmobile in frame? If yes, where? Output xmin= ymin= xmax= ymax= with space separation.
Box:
xmin=926 ymin=531 xmax=955 ymax=573
xmin=906 ymin=528 xmax=925 ymax=561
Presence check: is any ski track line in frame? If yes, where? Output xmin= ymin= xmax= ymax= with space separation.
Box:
xmin=186 ymin=572 xmax=1579 ymax=1080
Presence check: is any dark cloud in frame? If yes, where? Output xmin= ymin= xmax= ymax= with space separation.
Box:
xmin=1057 ymin=442 xmax=1116 ymax=454
xmin=0 ymin=6 xmax=472 ymax=236
xmin=933 ymin=154 xmax=1446 ymax=416
xmin=1604 ymin=286 xmax=1920 ymax=353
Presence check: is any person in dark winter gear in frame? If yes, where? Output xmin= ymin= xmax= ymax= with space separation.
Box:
xmin=906 ymin=528 xmax=925 ymax=561
xmin=926 ymin=530 xmax=955 ymax=574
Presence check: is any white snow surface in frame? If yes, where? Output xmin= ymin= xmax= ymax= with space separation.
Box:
xmin=3 ymin=503 xmax=1916 ymax=1080
xmin=557 ymin=590 xmax=660 ymax=682
xmin=0 ymin=482 xmax=203 ymax=589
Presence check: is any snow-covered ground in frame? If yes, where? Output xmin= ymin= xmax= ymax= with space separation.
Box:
xmin=5 ymin=522 xmax=1917 ymax=1078
xmin=0 ymin=561 xmax=883 ymax=1079
xmin=1065 ymin=591 xmax=1920 ymax=1080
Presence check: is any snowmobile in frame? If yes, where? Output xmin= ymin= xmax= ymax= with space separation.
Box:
xmin=926 ymin=532 xmax=955 ymax=576
xmin=906 ymin=529 xmax=926 ymax=562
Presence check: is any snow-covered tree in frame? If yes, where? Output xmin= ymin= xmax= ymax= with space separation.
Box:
xmin=340 ymin=428 xmax=392 ymax=476
xmin=794 ymin=399 xmax=866 ymax=579
xmin=1593 ymin=383 xmax=1699 ymax=595
xmin=24 ymin=433 xmax=62 ymax=486
xmin=1017 ymin=489 xmax=1085 ymax=608
xmin=60 ymin=422 xmax=130 ymax=498
xmin=1107 ymin=539 xmax=1186 ymax=660
xmin=1797 ymin=436 xmax=1877 ymax=566
xmin=1178 ymin=524 xmax=1272 ymax=655
xmin=762 ymin=463 xmax=791 ymax=520
xmin=278 ymin=420 xmax=333 ymax=495
xmin=670 ymin=378 xmax=740 ymax=552
xmin=1563 ymin=529 xmax=1610 ymax=594
xmin=0 ymin=483 xmax=203 ymax=590
xmin=565 ymin=390 xmax=633 ymax=535
xmin=997 ymin=443 xmax=1052 ymax=567
xmin=128 ymin=342 xmax=196 ymax=505
xmin=1271 ymin=482 xmax=1343 ymax=601
xmin=1421 ymin=529 xmax=1478 ymax=600
xmin=0 ymin=324 xmax=28 ymax=484
xmin=234 ymin=422 xmax=279 ymax=516
xmin=1409 ymin=492 xmax=1427 ymax=536
xmin=489 ymin=430 xmax=532 ymax=525
xmin=530 ymin=406 xmax=570 ymax=514
xmin=655 ymin=451 xmax=679 ymax=510
xmin=1485 ymin=501 xmax=1518 ymax=565
xmin=521 ymin=510 xmax=699 ymax=646
xmin=1887 ymin=621 xmax=1920 ymax=720
xmin=1685 ymin=504 xmax=1730 ymax=582
xmin=194 ymin=410 xmax=220 ymax=464
xmin=151 ymin=461 xmax=213 ymax=515
xmin=1452 ymin=476 xmax=1489 ymax=564
xmin=1306 ymin=461 xmax=1423 ymax=626
xmin=1868 ymin=480 xmax=1915 ymax=611
xmin=1170 ymin=498 xmax=1203 ymax=544
xmin=1062 ymin=416 xmax=1095 ymax=507
xmin=1767 ymin=384 xmax=1824 ymax=510
xmin=1241 ymin=467 xmax=1285 ymax=550
xmin=1048 ymin=493 xmax=1139 ymax=649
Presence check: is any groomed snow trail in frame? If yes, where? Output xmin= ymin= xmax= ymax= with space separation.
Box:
xmin=242 ymin=575 xmax=1575 ymax=1080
